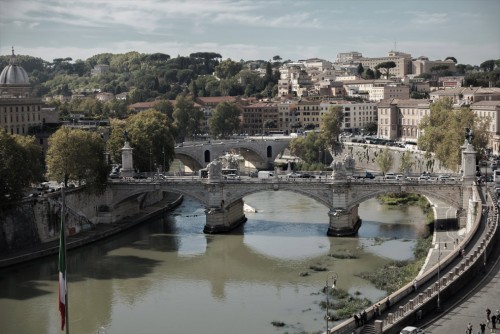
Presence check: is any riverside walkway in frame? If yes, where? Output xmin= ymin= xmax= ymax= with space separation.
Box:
xmin=344 ymin=186 xmax=499 ymax=334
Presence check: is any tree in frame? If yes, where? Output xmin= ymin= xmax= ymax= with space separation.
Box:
xmin=289 ymin=132 xmax=324 ymax=164
xmin=365 ymin=68 xmax=375 ymax=79
xmin=480 ymin=60 xmax=495 ymax=72
xmin=215 ymin=59 xmax=243 ymax=79
xmin=263 ymin=119 xmax=277 ymax=134
xmin=399 ymin=151 xmax=415 ymax=175
xmin=320 ymin=106 xmax=343 ymax=151
xmin=173 ymin=94 xmax=203 ymax=141
xmin=208 ymin=101 xmax=241 ymax=139
xmin=375 ymin=147 xmax=394 ymax=174
xmin=418 ymin=98 xmax=489 ymax=170
xmin=357 ymin=63 xmax=364 ymax=76
xmin=0 ymin=130 xmax=43 ymax=201
xmin=46 ymin=127 xmax=108 ymax=193
xmin=374 ymin=61 xmax=396 ymax=79
xmin=363 ymin=121 xmax=378 ymax=134
xmin=444 ymin=56 xmax=457 ymax=63
xmin=124 ymin=110 xmax=176 ymax=172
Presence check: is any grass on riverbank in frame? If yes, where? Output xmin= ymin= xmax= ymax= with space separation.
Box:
xmin=355 ymin=237 xmax=432 ymax=294
xmin=357 ymin=193 xmax=434 ymax=293
xmin=320 ymin=287 xmax=372 ymax=321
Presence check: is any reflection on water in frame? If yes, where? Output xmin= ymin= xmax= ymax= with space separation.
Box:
xmin=0 ymin=191 xmax=428 ymax=334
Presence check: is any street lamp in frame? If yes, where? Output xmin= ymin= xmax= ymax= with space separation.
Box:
xmin=437 ymin=242 xmax=441 ymax=312
xmin=325 ymin=271 xmax=338 ymax=333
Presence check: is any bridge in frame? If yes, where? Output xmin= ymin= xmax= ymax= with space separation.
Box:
xmin=174 ymin=137 xmax=292 ymax=170
xmin=105 ymin=176 xmax=469 ymax=236
xmin=103 ymin=139 xmax=478 ymax=236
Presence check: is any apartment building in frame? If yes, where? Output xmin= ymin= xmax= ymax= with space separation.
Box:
xmin=470 ymin=100 xmax=500 ymax=154
xmin=412 ymin=57 xmax=456 ymax=75
xmin=377 ymin=99 xmax=431 ymax=141
xmin=287 ymin=98 xmax=377 ymax=133
xmin=343 ymin=80 xmax=410 ymax=102
xmin=358 ymin=51 xmax=413 ymax=79
xmin=241 ymin=102 xmax=279 ymax=135
xmin=430 ymin=87 xmax=500 ymax=105
xmin=336 ymin=51 xmax=363 ymax=64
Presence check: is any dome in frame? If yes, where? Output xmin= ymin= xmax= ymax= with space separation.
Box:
xmin=0 ymin=47 xmax=29 ymax=85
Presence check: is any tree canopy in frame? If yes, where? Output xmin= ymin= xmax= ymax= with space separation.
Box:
xmin=320 ymin=105 xmax=343 ymax=150
xmin=418 ymin=98 xmax=490 ymax=170
xmin=172 ymin=94 xmax=204 ymax=141
xmin=375 ymin=147 xmax=394 ymax=174
xmin=0 ymin=130 xmax=43 ymax=202
xmin=374 ymin=61 xmax=396 ymax=79
xmin=107 ymin=110 xmax=176 ymax=172
xmin=208 ymin=101 xmax=241 ymax=139
xmin=46 ymin=127 xmax=108 ymax=193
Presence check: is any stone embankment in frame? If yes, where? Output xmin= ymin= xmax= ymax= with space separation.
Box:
xmin=0 ymin=192 xmax=183 ymax=268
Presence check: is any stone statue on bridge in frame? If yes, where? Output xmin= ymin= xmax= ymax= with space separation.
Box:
xmin=464 ymin=127 xmax=474 ymax=145
xmin=342 ymin=153 xmax=355 ymax=173
xmin=207 ymin=159 xmax=223 ymax=180
xmin=330 ymin=160 xmax=347 ymax=180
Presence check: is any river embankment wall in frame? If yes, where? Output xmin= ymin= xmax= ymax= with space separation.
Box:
xmin=339 ymin=142 xmax=456 ymax=175
xmin=0 ymin=187 xmax=177 ymax=256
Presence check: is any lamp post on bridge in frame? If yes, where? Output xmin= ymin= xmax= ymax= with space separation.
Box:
xmin=325 ymin=271 xmax=338 ymax=333
xmin=437 ymin=241 xmax=442 ymax=312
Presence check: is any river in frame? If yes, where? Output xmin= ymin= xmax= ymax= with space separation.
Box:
xmin=0 ymin=191 xmax=428 ymax=334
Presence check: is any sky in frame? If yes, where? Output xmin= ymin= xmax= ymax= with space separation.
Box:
xmin=0 ymin=0 xmax=499 ymax=66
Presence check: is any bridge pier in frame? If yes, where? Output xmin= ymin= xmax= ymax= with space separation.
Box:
xmin=327 ymin=205 xmax=361 ymax=236
xmin=204 ymin=198 xmax=247 ymax=234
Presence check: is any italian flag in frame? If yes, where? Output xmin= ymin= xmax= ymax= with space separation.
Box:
xmin=58 ymin=213 xmax=67 ymax=331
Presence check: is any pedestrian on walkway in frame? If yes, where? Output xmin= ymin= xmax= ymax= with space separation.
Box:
xmin=491 ymin=314 xmax=497 ymax=329
xmin=466 ymin=322 xmax=473 ymax=334
xmin=480 ymin=322 xmax=486 ymax=334
xmin=353 ymin=314 xmax=360 ymax=327
xmin=374 ymin=304 xmax=380 ymax=317
xmin=487 ymin=308 xmax=491 ymax=321
xmin=362 ymin=310 xmax=367 ymax=324
xmin=386 ymin=297 xmax=390 ymax=310
xmin=413 ymin=279 xmax=418 ymax=292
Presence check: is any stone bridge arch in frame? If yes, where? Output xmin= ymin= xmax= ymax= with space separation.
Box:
xmin=174 ymin=138 xmax=291 ymax=169
xmin=346 ymin=184 xmax=463 ymax=211
xmin=222 ymin=183 xmax=332 ymax=209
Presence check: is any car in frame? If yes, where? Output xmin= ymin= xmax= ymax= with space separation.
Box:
xmin=287 ymin=172 xmax=303 ymax=178
xmin=400 ymin=326 xmax=425 ymax=334
xmin=224 ymin=174 xmax=240 ymax=180
xmin=300 ymin=173 xmax=314 ymax=178
xmin=384 ymin=173 xmax=396 ymax=180
xmin=396 ymin=174 xmax=404 ymax=180
xmin=249 ymin=171 xmax=258 ymax=178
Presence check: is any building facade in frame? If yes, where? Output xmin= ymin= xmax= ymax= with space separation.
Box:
xmin=0 ymin=48 xmax=57 ymax=138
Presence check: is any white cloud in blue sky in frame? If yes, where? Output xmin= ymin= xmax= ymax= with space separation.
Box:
xmin=0 ymin=0 xmax=499 ymax=65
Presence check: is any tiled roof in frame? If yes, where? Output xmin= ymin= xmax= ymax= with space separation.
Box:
xmin=470 ymin=100 xmax=500 ymax=107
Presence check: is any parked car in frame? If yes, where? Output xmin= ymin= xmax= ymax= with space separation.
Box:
xmin=384 ymin=173 xmax=396 ymax=180
xmin=287 ymin=172 xmax=302 ymax=178
xmin=249 ymin=171 xmax=258 ymax=178
xmin=400 ymin=326 xmax=425 ymax=334
xmin=224 ymin=174 xmax=240 ymax=180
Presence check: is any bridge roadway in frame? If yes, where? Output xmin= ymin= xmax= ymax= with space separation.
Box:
xmin=107 ymin=176 xmax=466 ymax=237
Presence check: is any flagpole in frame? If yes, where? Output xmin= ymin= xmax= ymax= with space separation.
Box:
xmin=59 ymin=186 xmax=69 ymax=334
xmin=63 ymin=187 xmax=69 ymax=334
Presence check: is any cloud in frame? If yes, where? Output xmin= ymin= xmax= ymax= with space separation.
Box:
xmin=409 ymin=12 xmax=449 ymax=25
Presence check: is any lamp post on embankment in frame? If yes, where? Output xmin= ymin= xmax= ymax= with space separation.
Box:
xmin=325 ymin=271 xmax=338 ymax=333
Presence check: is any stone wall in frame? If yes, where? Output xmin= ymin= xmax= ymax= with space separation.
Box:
xmin=340 ymin=143 xmax=456 ymax=175
xmin=0 ymin=187 xmax=165 ymax=254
